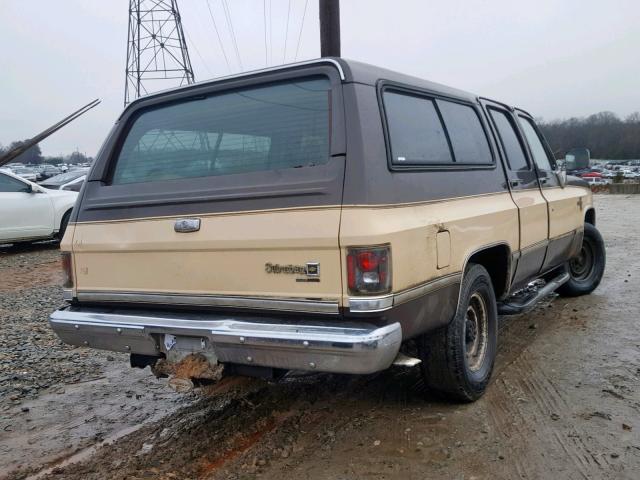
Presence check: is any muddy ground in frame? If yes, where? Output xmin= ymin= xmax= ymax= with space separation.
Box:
xmin=1 ymin=194 xmax=639 ymax=480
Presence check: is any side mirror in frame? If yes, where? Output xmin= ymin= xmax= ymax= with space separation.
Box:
xmin=22 ymin=184 xmax=34 ymax=193
xmin=555 ymin=160 xmax=567 ymax=187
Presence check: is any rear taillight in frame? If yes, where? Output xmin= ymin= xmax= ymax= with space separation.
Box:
xmin=346 ymin=246 xmax=391 ymax=295
xmin=61 ymin=252 xmax=73 ymax=288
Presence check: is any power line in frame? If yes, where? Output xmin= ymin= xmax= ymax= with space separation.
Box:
xmin=269 ymin=0 xmax=273 ymax=65
xmin=221 ymin=0 xmax=243 ymax=71
xmin=294 ymin=0 xmax=309 ymax=61
xmin=263 ymin=0 xmax=268 ymax=66
xmin=185 ymin=30 xmax=215 ymax=78
xmin=205 ymin=0 xmax=231 ymax=73
xmin=283 ymin=0 xmax=291 ymax=63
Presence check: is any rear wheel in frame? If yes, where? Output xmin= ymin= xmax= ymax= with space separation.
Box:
xmin=557 ymin=223 xmax=605 ymax=297
xmin=418 ymin=264 xmax=498 ymax=402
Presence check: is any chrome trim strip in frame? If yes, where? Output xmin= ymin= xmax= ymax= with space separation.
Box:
xmin=348 ymin=273 xmax=462 ymax=313
xmin=75 ymin=291 xmax=340 ymax=315
xmin=49 ymin=308 xmax=402 ymax=375
xmin=348 ymin=296 xmax=394 ymax=313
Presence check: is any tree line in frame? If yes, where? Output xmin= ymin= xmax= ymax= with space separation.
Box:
xmin=3 ymin=110 xmax=639 ymax=164
xmin=0 ymin=140 xmax=93 ymax=165
xmin=538 ymin=111 xmax=640 ymax=160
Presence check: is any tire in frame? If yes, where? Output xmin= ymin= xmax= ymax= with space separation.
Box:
xmin=57 ymin=210 xmax=72 ymax=241
xmin=417 ymin=264 xmax=498 ymax=402
xmin=556 ymin=223 xmax=605 ymax=297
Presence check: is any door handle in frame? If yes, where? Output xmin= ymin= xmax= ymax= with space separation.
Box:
xmin=509 ymin=179 xmax=522 ymax=187
xmin=540 ymin=178 xmax=548 ymax=185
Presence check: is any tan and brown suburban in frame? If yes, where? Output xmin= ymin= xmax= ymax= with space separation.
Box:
xmin=50 ymin=58 xmax=606 ymax=401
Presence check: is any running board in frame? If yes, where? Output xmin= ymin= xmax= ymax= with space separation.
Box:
xmin=498 ymin=272 xmax=570 ymax=315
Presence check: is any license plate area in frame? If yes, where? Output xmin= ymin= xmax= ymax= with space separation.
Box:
xmin=163 ymin=334 xmax=218 ymax=364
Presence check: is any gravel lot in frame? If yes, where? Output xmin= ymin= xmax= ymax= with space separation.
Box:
xmin=1 ymin=194 xmax=639 ymax=480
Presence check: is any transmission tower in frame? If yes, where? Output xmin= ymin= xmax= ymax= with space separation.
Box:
xmin=124 ymin=0 xmax=195 ymax=105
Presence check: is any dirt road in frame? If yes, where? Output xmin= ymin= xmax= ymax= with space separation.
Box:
xmin=1 ymin=194 xmax=639 ymax=479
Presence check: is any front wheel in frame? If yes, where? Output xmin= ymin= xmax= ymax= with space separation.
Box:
xmin=417 ymin=264 xmax=498 ymax=402
xmin=556 ymin=223 xmax=605 ymax=297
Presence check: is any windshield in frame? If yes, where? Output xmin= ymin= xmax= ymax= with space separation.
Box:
xmin=111 ymin=76 xmax=331 ymax=185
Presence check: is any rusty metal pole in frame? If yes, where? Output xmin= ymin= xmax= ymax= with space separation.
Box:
xmin=319 ymin=0 xmax=340 ymax=57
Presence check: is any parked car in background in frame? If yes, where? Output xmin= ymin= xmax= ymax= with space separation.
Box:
xmin=10 ymin=166 xmax=38 ymax=182
xmin=36 ymin=164 xmax=62 ymax=181
xmin=59 ymin=175 xmax=86 ymax=191
xmin=39 ymin=169 xmax=88 ymax=191
xmin=585 ymin=177 xmax=610 ymax=186
xmin=0 ymin=169 xmax=77 ymax=244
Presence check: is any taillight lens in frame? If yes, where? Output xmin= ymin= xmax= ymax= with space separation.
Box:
xmin=346 ymin=246 xmax=391 ymax=295
xmin=61 ymin=252 xmax=73 ymax=288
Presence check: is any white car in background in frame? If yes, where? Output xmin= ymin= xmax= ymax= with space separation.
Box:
xmin=9 ymin=166 xmax=38 ymax=182
xmin=0 ymin=169 xmax=77 ymax=244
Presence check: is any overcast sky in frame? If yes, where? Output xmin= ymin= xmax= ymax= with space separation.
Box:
xmin=1 ymin=0 xmax=639 ymax=157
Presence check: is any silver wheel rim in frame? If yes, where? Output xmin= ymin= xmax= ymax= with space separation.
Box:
xmin=464 ymin=292 xmax=489 ymax=372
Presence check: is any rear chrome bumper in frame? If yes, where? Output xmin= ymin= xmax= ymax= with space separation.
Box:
xmin=49 ymin=307 xmax=402 ymax=375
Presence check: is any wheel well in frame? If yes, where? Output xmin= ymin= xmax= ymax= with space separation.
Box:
xmin=585 ymin=208 xmax=595 ymax=226
xmin=466 ymin=244 xmax=511 ymax=300
xmin=60 ymin=209 xmax=72 ymax=227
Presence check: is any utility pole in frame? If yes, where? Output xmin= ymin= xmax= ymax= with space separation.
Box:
xmin=319 ymin=0 xmax=340 ymax=57
xmin=124 ymin=0 xmax=195 ymax=105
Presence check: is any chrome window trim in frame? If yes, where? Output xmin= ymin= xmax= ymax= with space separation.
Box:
xmin=348 ymin=273 xmax=462 ymax=313
xmin=75 ymin=291 xmax=339 ymax=315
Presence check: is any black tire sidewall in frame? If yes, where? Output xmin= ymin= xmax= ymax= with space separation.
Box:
xmin=561 ymin=223 xmax=605 ymax=296
xmin=451 ymin=265 xmax=498 ymax=392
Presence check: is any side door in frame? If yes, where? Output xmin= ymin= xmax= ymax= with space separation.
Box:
xmin=0 ymin=173 xmax=54 ymax=241
xmin=515 ymin=112 xmax=584 ymax=271
xmin=482 ymin=101 xmax=549 ymax=289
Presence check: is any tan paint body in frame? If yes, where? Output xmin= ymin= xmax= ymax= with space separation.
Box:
xmin=67 ymin=208 xmax=343 ymax=303
xmin=62 ymin=185 xmax=592 ymax=309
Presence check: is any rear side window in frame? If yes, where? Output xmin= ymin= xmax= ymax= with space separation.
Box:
xmin=383 ymin=91 xmax=452 ymax=165
xmin=436 ymin=100 xmax=492 ymax=164
xmin=111 ymin=76 xmax=331 ymax=185
xmin=489 ymin=109 xmax=529 ymax=171
xmin=382 ymin=90 xmax=492 ymax=167
xmin=518 ymin=116 xmax=554 ymax=171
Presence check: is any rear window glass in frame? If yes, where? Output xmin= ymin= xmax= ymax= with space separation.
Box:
xmin=436 ymin=100 xmax=492 ymax=164
xmin=111 ymin=77 xmax=331 ymax=185
xmin=383 ymin=91 xmax=452 ymax=165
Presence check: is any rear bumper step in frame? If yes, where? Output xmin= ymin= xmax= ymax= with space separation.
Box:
xmin=49 ymin=307 xmax=402 ymax=375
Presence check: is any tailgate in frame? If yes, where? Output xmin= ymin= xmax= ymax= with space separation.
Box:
xmin=69 ymin=71 xmax=346 ymax=312
xmin=71 ymin=206 xmax=343 ymax=309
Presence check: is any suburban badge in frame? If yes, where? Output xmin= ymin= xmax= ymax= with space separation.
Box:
xmin=265 ymin=262 xmax=320 ymax=281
